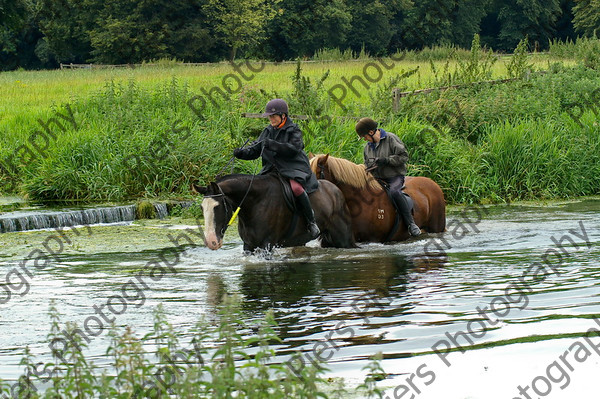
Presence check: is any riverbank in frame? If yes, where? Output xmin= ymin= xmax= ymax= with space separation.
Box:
xmin=1 ymin=40 xmax=599 ymax=204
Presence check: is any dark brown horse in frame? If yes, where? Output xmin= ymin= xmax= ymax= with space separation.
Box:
xmin=193 ymin=174 xmax=355 ymax=252
xmin=310 ymin=154 xmax=446 ymax=243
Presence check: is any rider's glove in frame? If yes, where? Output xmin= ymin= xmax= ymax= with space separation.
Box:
xmin=233 ymin=148 xmax=244 ymax=158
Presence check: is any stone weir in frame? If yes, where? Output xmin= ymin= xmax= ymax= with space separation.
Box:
xmin=0 ymin=202 xmax=184 ymax=233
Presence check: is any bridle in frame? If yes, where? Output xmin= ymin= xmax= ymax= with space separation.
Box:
xmin=203 ymin=185 xmax=232 ymax=237
xmin=316 ymin=162 xmax=326 ymax=179
xmin=203 ymin=142 xmax=263 ymax=237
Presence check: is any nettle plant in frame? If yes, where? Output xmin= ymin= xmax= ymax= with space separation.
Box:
xmin=2 ymin=296 xmax=387 ymax=398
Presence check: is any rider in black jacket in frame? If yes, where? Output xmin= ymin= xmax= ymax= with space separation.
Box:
xmin=233 ymin=99 xmax=321 ymax=239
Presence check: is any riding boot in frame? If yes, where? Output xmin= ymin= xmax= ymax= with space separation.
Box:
xmin=295 ymin=191 xmax=321 ymax=239
xmin=392 ymin=192 xmax=421 ymax=236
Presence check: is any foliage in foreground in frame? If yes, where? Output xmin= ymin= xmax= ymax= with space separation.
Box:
xmin=0 ymin=296 xmax=386 ymax=398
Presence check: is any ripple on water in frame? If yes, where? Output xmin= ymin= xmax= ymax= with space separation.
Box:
xmin=0 ymin=200 xmax=599 ymax=397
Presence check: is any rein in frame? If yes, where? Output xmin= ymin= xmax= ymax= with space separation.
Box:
xmin=217 ymin=144 xmax=265 ymax=227
xmin=215 ymin=138 xmax=250 ymax=179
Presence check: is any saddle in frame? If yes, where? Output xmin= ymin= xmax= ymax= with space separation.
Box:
xmin=276 ymin=174 xmax=301 ymax=240
xmin=279 ymin=174 xmax=297 ymax=213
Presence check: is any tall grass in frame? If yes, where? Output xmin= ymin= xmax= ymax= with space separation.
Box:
xmin=5 ymin=79 xmax=266 ymax=201
xmin=0 ymin=296 xmax=385 ymax=398
xmin=396 ymin=111 xmax=600 ymax=204
xmin=1 ymin=40 xmax=598 ymax=204
xmin=394 ymin=44 xmax=473 ymax=62
xmin=312 ymin=47 xmax=370 ymax=61
xmin=482 ymin=116 xmax=600 ymax=201
xmin=311 ymin=43 xmax=476 ymax=62
xmin=0 ymin=48 xmax=564 ymax=135
xmin=549 ymin=37 xmax=600 ymax=69
xmin=397 ymin=64 xmax=600 ymax=143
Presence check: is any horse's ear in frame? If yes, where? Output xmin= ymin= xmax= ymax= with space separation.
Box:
xmin=323 ymin=154 xmax=330 ymax=163
xmin=308 ymin=152 xmax=314 ymax=159
xmin=210 ymin=182 xmax=220 ymax=194
xmin=192 ymin=183 xmax=207 ymax=195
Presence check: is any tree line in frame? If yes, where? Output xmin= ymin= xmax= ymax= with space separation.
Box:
xmin=0 ymin=0 xmax=597 ymax=70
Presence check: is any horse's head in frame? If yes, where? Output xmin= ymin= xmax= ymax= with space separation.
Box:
xmin=309 ymin=154 xmax=383 ymax=192
xmin=309 ymin=154 xmax=331 ymax=180
xmin=192 ymin=182 xmax=233 ymax=250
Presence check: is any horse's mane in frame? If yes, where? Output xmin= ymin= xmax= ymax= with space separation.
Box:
xmin=311 ymin=155 xmax=383 ymax=192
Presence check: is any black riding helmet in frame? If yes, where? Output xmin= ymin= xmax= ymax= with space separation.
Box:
xmin=355 ymin=117 xmax=378 ymax=136
xmin=262 ymin=98 xmax=289 ymax=117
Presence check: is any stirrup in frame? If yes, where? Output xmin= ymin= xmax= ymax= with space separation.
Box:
xmin=308 ymin=222 xmax=320 ymax=239
xmin=409 ymin=223 xmax=421 ymax=236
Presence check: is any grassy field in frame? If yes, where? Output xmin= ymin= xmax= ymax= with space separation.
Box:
xmin=0 ymin=49 xmax=597 ymax=204
xmin=0 ymin=54 xmax=570 ymax=131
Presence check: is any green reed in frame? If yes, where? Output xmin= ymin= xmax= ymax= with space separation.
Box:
xmin=0 ymin=44 xmax=598 ymax=204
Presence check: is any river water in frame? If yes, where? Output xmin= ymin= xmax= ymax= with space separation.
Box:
xmin=0 ymin=199 xmax=599 ymax=398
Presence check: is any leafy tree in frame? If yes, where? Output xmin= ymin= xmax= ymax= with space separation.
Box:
xmin=203 ymin=0 xmax=278 ymax=60
xmin=89 ymin=0 xmax=216 ymax=64
xmin=0 ymin=0 xmax=27 ymax=29
xmin=0 ymin=0 xmax=27 ymax=64
xmin=493 ymin=0 xmax=563 ymax=51
xmin=554 ymin=0 xmax=577 ymax=41
xmin=267 ymin=0 xmax=352 ymax=59
xmin=346 ymin=0 xmax=404 ymax=55
xmin=89 ymin=0 xmax=167 ymax=64
xmin=573 ymin=0 xmax=600 ymax=37
xmin=386 ymin=0 xmax=411 ymax=51
xmin=398 ymin=0 xmax=490 ymax=50
xmin=37 ymin=0 xmax=98 ymax=64
xmin=0 ymin=0 xmax=45 ymax=70
xmin=0 ymin=24 xmax=21 ymax=69
xmin=451 ymin=0 xmax=493 ymax=48
xmin=400 ymin=0 xmax=455 ymax=49
xmin=164 ymin=14 xmax=218 ymax=62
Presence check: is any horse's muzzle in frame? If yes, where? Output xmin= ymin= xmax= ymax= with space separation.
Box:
xmin=206 ymin=238 xmax=223 ymax=250
xmin=204 ymin=232 xmax=223 ymax=250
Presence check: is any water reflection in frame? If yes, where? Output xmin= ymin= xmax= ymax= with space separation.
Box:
xmin=236 ymin=253 xmax=455 ymax=353
xmin=240 ymin=254 xmax=413 ymax=307
xmin=0 ymin=199 xmax=598 ymax=397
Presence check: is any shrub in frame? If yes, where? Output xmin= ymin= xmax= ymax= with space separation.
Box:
xmin=3 ymin=296 xmax=386 ymax=398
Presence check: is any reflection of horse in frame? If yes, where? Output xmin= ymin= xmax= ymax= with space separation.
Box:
xmin=240 ymin=253 xmax=414 ymax=309
xmin=192 ymin=174 xmax=355 ymax=252
xmin=310 ymin=154 xmax=446 ymax=242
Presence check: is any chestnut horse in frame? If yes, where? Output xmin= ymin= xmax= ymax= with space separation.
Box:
xmin=310 ymin=154 xmax=446 ymax=242
xmin=193 ymin=174 xmax=355 ymax=252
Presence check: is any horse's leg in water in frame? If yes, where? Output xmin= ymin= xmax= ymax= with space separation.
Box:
xmin=321 ymin=211 xmax=355 ymax=248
